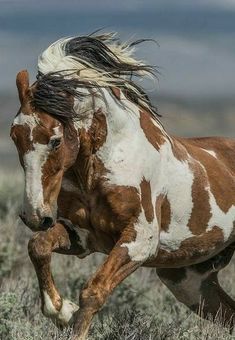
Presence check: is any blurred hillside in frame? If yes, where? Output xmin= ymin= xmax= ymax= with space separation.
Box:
xmin=2 ymin=92 xmax=235 ymax=170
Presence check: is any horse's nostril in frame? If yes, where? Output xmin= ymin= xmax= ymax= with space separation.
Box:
xmin=41 ymin=217 xmax=54 ymax=230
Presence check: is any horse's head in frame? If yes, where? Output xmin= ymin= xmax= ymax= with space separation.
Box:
xmin=10 ymin=70 xmax=79 ymax=231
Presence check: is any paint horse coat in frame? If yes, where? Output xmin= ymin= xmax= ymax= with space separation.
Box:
xmin=10 ymin=33 xmax=235 ymax=339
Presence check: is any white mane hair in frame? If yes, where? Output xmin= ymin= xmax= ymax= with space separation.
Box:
xmin=38 ymin=32 xmax=154 ymax=84
xmin=34 ymin=32 xmax=160 ymax=120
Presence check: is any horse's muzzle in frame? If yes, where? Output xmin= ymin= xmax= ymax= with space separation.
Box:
xmin=19 ymin=212 xmax=55 ymax=231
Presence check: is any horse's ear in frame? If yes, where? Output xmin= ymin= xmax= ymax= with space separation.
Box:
xmin=16 ymin=70 xmax=29 ymax=105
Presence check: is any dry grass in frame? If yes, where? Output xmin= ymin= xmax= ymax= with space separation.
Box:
xmin=0 ymin=170 xmax=235 ymax=339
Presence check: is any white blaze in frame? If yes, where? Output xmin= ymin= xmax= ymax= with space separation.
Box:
xmin=13 ymin=112 xmax=62 ymax=217
xmin=23 ymin=143 xmax=49 ymax=215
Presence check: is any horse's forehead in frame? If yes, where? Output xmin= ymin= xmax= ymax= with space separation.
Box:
xmin=12 ymin=111 xmax=62 ymax=154
xmin=13 ymin=111 xmax=38 ymax=128
xmin=13 ymin=112 xmax=61 ymax=136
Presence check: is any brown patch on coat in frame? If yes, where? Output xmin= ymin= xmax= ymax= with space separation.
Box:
xmin=16 ymin=69 xmax=30 ymax=105
xmin=146 ymin=226 xmax=224 ymax=268
xmin=140 ymin=178 xmax=154 ymax=223
xmin=179 ymin=226 xmax=224 ymax=258
xmin=89 ymin=109 xmax=108 ymax=152
xmin=31 ymin=111 xmax=62 ymax=145
xmin=161 ymin=196 xmax=171 ymax=232
xmin=32 ymin=127 xmax=50 ymax=144
xmin=155 ymin=194 xmax=171 ymax=232
xmin=178 ymin=137 xmax=235 ymax=213
xmin=58 ymin=180 xmax=141 ymax=254
xmin=10 ymin=124 xmax=32 ymax=158
xmin=139 ymin=110 xmax=166 ymax=150
xmin=187 ymin=162 xmax=212 ymax=235
xmin=182 ymin=136 xmax=235 ymax=174
xmin=110 ymin=87 xmax=121 ymax=100
xmin=90 ymin=185 xmax=141 ymax=233
xmin=171 ymin=138 xmax=188 ymax=162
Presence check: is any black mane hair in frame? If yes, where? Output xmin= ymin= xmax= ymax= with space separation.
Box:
xmin=33 ymin=33 xmax=160 ymax=123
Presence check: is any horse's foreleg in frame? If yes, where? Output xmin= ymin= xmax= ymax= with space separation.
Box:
xmin=157 ymin=245 xmax=235 ymax=331
xmin=72 ymin=226 xmax=158 ymax=340
xmin=28 ymin=222 xmax=80 ymax=326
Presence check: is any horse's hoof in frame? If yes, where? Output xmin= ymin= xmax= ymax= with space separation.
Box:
xmin=53 ymin=299 xmax=79 ymax=328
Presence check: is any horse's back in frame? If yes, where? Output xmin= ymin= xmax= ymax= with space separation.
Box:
xmin=177 ymin=136 xmax=235 ymax=174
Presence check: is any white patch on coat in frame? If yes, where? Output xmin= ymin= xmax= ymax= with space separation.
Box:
xmin=23 ymin=143 xmax=49 ymax=215
xmin=52 ymin=125 xmax=63 ymax=138
xmin=72 ymin=88 xmax=106 ymax=134
xmin=159 ymin=147 xmax=194 ymax=251
xmin=206 ymin=188 xmax=235 ymax=241
xmin=96 ymin=89 xmax=165 ymax=188
xmin=43 ymin=291 xmax=79 ymax=325
xmin=13 ymin=112 xmax=38 ymax=141
xmin=122 ymin=209 xmax=159 ymax=262
xmin=202 ymin=148 xmax=217 ymax=158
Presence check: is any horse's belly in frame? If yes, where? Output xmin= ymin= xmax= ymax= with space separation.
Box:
xmin=146 ymin=224 xmax=234 ymax=268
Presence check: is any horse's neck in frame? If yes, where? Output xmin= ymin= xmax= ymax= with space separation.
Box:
xmin=71 ymin=88 xmax=170 ymax=190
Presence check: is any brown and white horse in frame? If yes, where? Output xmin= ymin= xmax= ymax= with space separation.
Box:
xmin=10 ymin=33 xmax=235 ymax=339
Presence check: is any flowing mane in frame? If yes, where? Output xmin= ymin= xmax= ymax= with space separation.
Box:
xmin=33 ymin=32 xmax=159 ymax=122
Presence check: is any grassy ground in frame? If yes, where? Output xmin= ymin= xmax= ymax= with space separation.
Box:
xmin=0 ymin=170 xmax=235 ymax=340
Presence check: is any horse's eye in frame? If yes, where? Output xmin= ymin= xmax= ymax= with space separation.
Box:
xmin=49 ymin=137 xmax=62 ymax=150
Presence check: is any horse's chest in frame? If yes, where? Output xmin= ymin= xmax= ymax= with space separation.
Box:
xmin=89 ymin=184 xmax=141 ymax=233
xmin=59 ymin=182 xmax=141 ymax=252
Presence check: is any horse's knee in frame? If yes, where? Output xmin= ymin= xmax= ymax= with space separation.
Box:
xmin=79 ymin=285 xmax=107 ymax=313
xmin=28 ymin=233 xmax=51 ymax=259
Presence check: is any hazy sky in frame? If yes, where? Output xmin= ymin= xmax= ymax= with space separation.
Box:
xmin=1 ymin=0 xmax=235 ymax=98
